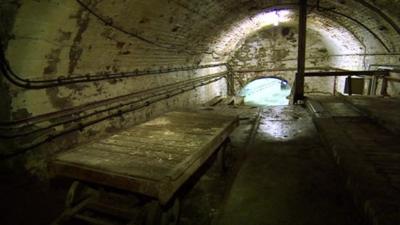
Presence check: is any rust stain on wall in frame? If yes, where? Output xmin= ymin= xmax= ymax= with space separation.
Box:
xmin=43 ymin=48 xmax=62 ymax=75
xmin=0 ymin=76 xmax=12 ymax=121
xmin=68 ymin=8 xmax=90 ymax=75
xmin=229 ymin=26 xmax=331 ymax=94
xmin=46 ymin=87 xmax=74 ymax=109
xmin=57 ymin=29 xmax=72 ymax=42
xmin=0 ymin=0 xmax=21 ymax=46
xmin=11 ymin=108 xmax=32 ymax=121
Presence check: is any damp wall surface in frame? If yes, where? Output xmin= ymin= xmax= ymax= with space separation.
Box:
xmin=0 ymin=0 xmax=227 ymax=176
xmin=228 ymin=26 xmax=336 ymax=95
xmin=228 ymin=24 xmax=400 ymax=96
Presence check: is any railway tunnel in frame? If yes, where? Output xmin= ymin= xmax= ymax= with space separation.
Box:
xmin=1 ymin=0 xmax=400 ymax=225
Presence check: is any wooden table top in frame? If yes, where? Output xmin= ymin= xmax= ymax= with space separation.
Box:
xmin=49 ymin=111 xmax=239 ymax=204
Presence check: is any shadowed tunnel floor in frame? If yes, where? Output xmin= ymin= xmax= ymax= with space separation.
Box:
xmin=0 ymin=105 xmax=367 ymax=225
xmin=214 ymin=105 xmax=364 ymax=225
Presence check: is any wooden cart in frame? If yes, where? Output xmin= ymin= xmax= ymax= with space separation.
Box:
xmin=49 ymin=111 xmax=239 ymax=225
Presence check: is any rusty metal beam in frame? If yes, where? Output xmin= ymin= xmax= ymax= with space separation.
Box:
xmin=232 ymin=67 xmax=347 ymax=73
xmin=226 ymin=66 xmax=236 ymax=95
xmin=304 ymin=70 xmax=389 ymax=77
xmin=386 ymin=77 xmax=400 ymax=82
xmin=294 ymin=0 xmax=307 ymax=103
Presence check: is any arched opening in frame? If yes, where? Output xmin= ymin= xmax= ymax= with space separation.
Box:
xmin=239 ymin=77 xmax=291 ymax=106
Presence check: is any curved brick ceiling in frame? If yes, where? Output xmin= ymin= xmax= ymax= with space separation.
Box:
xmin=4 ymin=0 xmax=400 ymax=77
xmin=208 ymin=10 xmax=366 ymax=61
xmin=82 ymin=0 xmax=400 ymax=59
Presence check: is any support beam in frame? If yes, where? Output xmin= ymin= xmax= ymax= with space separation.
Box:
xmin=304 ymin=70 xmax=389 ymax=77
xmin=347 ymin=75 xmax=353 ymax=96
xmin=294 ymin=0 xmax=307 ymax=103
xmin=226 ymin=66 xmax=235 ymax=95
xmin=381 ymin=77 xmax=388 ymax=96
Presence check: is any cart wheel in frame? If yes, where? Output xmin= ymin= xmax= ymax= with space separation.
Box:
xmin=161 ymin=198 xmax=180 ymax=225
xmin=145 ymin=201 xmax=160 ymax=225
xmin=145 ymin=198 xmax=180 ymax=225
xmin=65 ymin=181 xmax=81 ymax=208
xmin=65 ymin=181 xmax=95 ymax=208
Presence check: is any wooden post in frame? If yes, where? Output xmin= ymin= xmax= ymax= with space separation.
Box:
xmin=294 ymin=0 xmax=308 ymax=103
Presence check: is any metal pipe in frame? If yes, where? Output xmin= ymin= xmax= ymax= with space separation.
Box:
xmin=0 ymin=45 xmax=227 ymax=89
xmin=0 ymin=72 xmax=226 ymax=134
xmin=368 ymin=64 xmax=400 ymax=70
xmin=0 ymin=75 xmax=225 ymax=159
xmin=0 ymin=71 xmax=227 ymax=127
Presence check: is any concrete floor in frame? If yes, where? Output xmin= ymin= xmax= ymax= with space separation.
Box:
xmin=214 ymin=106 xmax=364 ymax=225
xmin=179 ymin=105 xmax=260 ymax=225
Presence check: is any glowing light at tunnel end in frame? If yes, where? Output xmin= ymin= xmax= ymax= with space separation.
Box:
xmin=273 ymin=11 xmax=279 ymax=26
xmin=251 ymin=10 xmax=292 ymax=27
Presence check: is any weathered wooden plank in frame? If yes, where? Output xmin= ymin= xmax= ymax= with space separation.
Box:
xmin=160 ymin=111 xmax=235 ymax=123
xmin=54 ymin=148 xmax=172 ymax=180
xmin=116 ymin=134 xmax=213 ymax=146
xmin=86 ymin=144 xmax=185 ymax=164
xmin=118 ymin=127 xmax=216 ymax=141
xmin=50 ymin=111 xmax=239 ymax=204
xmin=125 ymin=124 xmax=221 ymax=135
xmin=49 ymin=161 xmax=160 ymax=198
xmin=107 ymin=134 xmax=206 ymax=149
xmin=91 ymin=142 xmax=190 ymax=159
xmin=157 ymin=117 xmax=238 ymax=203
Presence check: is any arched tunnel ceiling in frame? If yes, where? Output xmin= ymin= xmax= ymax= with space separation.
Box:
xmin=79 ymin=0 xmax=400 ymax=57
xmin=208 ymin=9 xmax=366 ymax=60
xmin=3 ymin=0 xmax=400 ymax=75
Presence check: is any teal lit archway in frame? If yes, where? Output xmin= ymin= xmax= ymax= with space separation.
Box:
xmin=239 ymin=77 xmax=291 ymax=106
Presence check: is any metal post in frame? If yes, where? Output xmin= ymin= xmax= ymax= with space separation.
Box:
xmin=347 ymin=75 xmax=352 ymax=96
xmin=367 ymin=77 xmax=372 ymax=95
xmin=294 ymin=0 xmax=308 ymax=103
xmin=371 ymin=75 xmax=378 ymax=95
xmin=381 ymin=77 xmax=388 ymax=96
xmin=226 ymin=67 xmax=235 ymax=96
xmin=333 ymin=75 xmax=337 ymax=96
